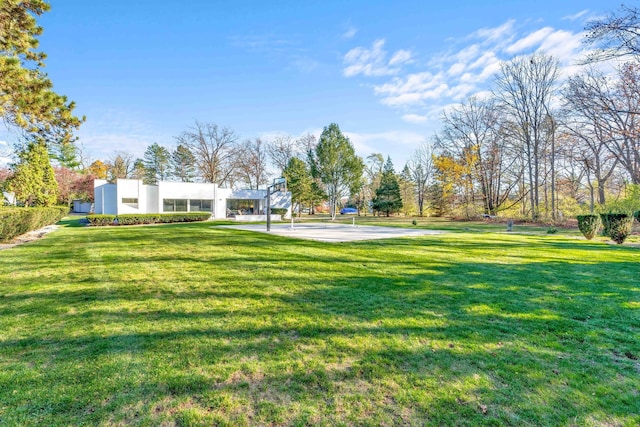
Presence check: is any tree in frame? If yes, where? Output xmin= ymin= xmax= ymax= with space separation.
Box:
xmin=236 ymin=138 xmax=269 ymax=189
xmin=310 ymin=123 xmax=364 ymax=220
xmin=54 ymin=166 xmax=95 ymax=206
xmin=563 ymin=64 xmax=640 ymax=185
xmin=142 ymin=143 xmax=170 ymax=185
xmin=405 ymin=143 xmax=435 ymax=217
xmin=107 ymin=151 xmax=134 ymax=182
xmin=7 ymin=140 xmax=58 ymax=206
xmin=175 ymin=121 xmax=238 ymax=186
xmin=283 ymin=157 xmax=312 ymax=216
xmin=435 ymin=97 xmax=517 ymax=216
xmin=87 ymin=159 xmax=108 ymax=179
xmin=267 ymin=135 xmax=297 ymax=174
xmin=50 ymin=141 xmax=81 ymax=169
xmin=0 ymin=1 xmax=83 ymax=144
xmin=171 ymin=144 xmax=196 ymax=182
xmin=372 ymin=157 xmax=403 ymax=216
xmin=399 ymin=165 xmax=416 ymax=216
xmin=584 ymin=4 xmax=640 ymax=63
xmin=494 ymin=53 xmax=559 ymax=220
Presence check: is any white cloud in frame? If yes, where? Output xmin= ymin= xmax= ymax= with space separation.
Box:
xmin=345 ymin=130 xmax=426 ymax=164
xmin=471 ymin=19 xmax=516 ymax=42
xmin=342 ymin=17 xmax=610 ymax=134
xmin=537 ymin=29 xmax=584 ymax=64
xmin=343 ymin=39 xmax=412 ymax=77
xmin=506 ymin=27 xmax=555 ymax=54
xmin=342 ymin=27 xmax=357 ymax=39
xmin=389 ymin=49 xmax=412 ymax=65
xmin=402 ymin=114 xmax=429 ymax=124
xmin=562 ymin=10 xmax=588 ymax=21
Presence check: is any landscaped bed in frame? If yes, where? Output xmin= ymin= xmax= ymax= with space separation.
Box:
xmin=0 ymin=218 xmax=638 ymax=425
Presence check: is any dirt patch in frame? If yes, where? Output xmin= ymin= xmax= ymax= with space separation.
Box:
xmin=0 ymin=225 xmax=59 ymax=250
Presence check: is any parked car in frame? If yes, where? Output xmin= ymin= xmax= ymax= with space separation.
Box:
xmin=340 ymin=207 xmax=358 ymax=214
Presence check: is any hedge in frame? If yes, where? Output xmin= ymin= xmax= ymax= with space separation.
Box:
xmin=576 ymin=214 xmax=601 ymax=240
xmin=86 ymin=212 xmax=211 ymax=226
xmin=85 ymin=214 xmax=116 ymax=226
xmin=600 ymin=213 xmax=634 ymax=244
xmin=634 ymin=210 xmax=640 ymax=223
xmin=0 ymin=206 xmax=68 ymax=243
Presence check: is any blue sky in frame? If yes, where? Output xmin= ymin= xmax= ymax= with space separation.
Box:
xmin=1 ymin=0 xmax=614 ymax=170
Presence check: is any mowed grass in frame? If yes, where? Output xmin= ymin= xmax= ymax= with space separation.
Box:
xmin=0 ymin=219 xmax=638 ymax=426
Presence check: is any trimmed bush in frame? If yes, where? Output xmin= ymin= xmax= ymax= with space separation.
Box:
xmin=600 ymin=213 xmax=634 ymax=244
xmin=0 ymin=206 xmax=68 ymax=243
xmin=86 ymin=214 xmax=116 ymax=226
xmin=577 ymin=214 xmax=601 ymax=240
xmin=271 ymin=208 xmax=288 ymax=215
xmin=86 ymin=212 xmax=211 ymax=226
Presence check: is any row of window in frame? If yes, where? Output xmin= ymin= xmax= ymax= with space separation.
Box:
xmin=120 ymin=198 xmax=213 ymax=212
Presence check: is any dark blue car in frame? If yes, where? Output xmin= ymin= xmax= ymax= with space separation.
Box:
xmin=340 ymin=207 xmax=358 ymax=214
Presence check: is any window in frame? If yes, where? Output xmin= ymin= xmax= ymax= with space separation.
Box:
xmin=226 ymin=199 xmax=260 ymax=215
xmin=190 ymin=199 xmax=212 ymax=212
xmin=122 ymin=198 xmax=138 ymax=208
xmin=163 ymin=199 xmax=187 ymax=212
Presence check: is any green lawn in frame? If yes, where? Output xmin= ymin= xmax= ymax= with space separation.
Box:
xmin=0 ymin=218 xmax=638 ymax=426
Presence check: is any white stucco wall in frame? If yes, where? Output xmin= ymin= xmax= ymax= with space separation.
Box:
xmin=94 ymin=180 xmax=117 ymax=215
xmin=115 ymin=179 xmax=144 ymax=214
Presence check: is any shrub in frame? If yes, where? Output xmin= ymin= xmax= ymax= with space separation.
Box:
xmin=271 ymin=208 xmax=288 ymax=215
xmin=634 ymin=210 xmax=640 ymax=223
xmin=0 ymin=206 xmax=68 ymax=243
xmin=600 ymin=213 xmax=633 ymax=244
xmin=577 ymin=215 xmax=601 ymax=240
xmin=86 ymin=214 xmax=116 ymax=226
xmin=86 ymin=212 xmax=211 ymax=226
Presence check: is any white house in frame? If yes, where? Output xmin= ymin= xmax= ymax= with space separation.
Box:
xmin=93 ymin=179 xmax=291 ymax=221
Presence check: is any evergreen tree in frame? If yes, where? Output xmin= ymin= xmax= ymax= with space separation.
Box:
xmin=131 ymin=159 xmax=146 ymax=181
xmin=7 ymin=140 xmax=58 ymax=206
xmin=171 ymin=144 xmax=196 ymax=182
xmin=372 ymin=156 xmax=403 ymax=217
xmin=142 ymin=143 xmax=170 ymax=184
xmin=283 ymin=157 xmax=312 ymax=216
xmin=1 ymin=1 xmax=83 ymax=143
xmin=50 ymin=141 xmax=80 ymax=169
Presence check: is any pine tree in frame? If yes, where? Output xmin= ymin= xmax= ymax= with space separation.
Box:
xmin=142 ymin=143 xmax=170 ymax=184
xmin=171 ymin=144 xmax=196 ymax=182
xmin=372 ymin=156 xmax=403 ymax=217
xmin=7 ymin=140 xmax=58 ymax=206
xmin=1 ymin=1 xmax=83 ymax=143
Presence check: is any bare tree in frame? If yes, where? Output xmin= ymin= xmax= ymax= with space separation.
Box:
xmin=405 ymin=142 xmax=435 ymax=217
xmin=175 ymin=121 xmax=238 ymax=186
xmin=236 ymin=138 xmax=270 ymax=189
xmin=584 ymin=4 xmax=640 ymax=63
xmin=267 ymin=135 xmax=297 ymax=174
xmin=295 ymin=133 xmax=317 ymax=158
xmin=563 ymin=65 xmax=640 ymax=184
xmin=435 ymin=96 xmax=518 ymax=215
xmin=494 ymin=53 xmax=559 ymax=220
xmin=107 ymin=151 xmax=134 ymax=182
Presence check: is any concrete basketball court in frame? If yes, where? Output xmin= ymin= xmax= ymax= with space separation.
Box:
xmin=218 ymin=222 xmax=446 ymax=242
